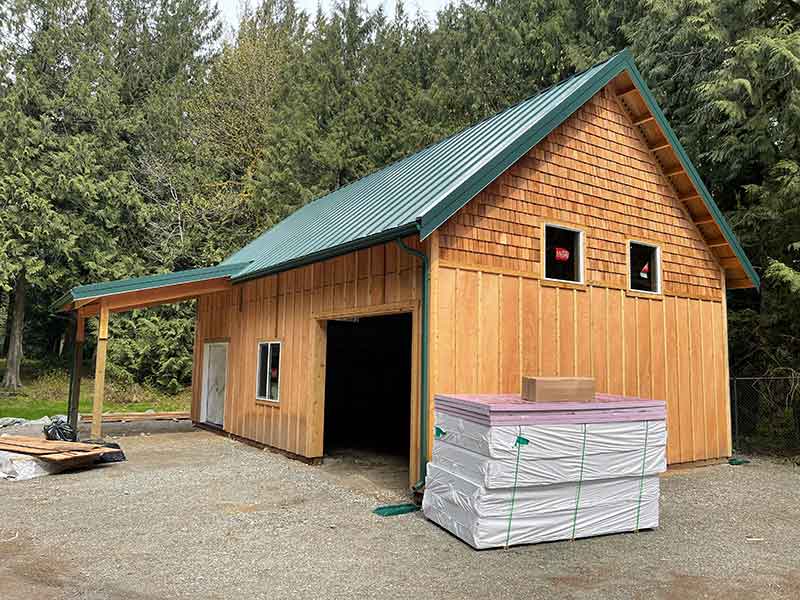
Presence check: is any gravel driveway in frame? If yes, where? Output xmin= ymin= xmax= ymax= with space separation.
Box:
xmin=1 ymin=429 xmax=798 ymax=599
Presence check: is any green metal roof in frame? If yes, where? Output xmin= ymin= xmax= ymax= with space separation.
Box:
xmin=224 ymin=52 xmax=625 ymax=279
xmin=56 ymin=49 xmax=757 ymax=310
xmin=52 ymin=262 xmax=249 ymax=312
xmin=225 ymin=49 xmax=757 ymax=288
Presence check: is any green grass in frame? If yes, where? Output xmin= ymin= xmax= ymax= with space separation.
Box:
xmin=0 ymin=359 xmax=191 ymax=420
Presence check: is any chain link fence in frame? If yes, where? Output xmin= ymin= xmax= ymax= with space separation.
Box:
xmin=730 ymin=376 xmax=800 ymax=453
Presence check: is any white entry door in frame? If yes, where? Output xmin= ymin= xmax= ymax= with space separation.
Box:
xmin=202 ymin=342 xmax=228 ymax=427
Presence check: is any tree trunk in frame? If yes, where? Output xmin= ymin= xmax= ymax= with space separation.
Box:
xmin=1 ymin=292 xmax=11 ymax=359
xmin=62 ymin=321 xmax=75 ymax=358
xmin=2 ymin=275 xmax=27 ymax=389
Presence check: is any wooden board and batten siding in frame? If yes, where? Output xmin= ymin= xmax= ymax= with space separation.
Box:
xmin=57 ymin=54 xmax=747 ymax=483
xmin=191 ymin=83 xmax=737 ymax=478
xmin=431 ymin=85 xmax=732 ymax=465
xmin=192 ymin=238 xmax=424 ymax=480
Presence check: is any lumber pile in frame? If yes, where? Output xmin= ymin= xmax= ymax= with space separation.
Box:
xmin=0 ymin=435 xmax=116 ymax=470
xmin=79 ymin=411 xmax=189 ymax=424
xmin=422 ymin=387 xmax=667 ymax=549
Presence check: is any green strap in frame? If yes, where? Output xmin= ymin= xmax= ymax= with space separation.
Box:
xmin=434 ymin=426 xmax=445 ymax=439
xmin=634 ymin=420 xmax=650 ymax=532
xmin=570 ymin=423 xmax=588 ymax=541
xmin=504 ymin=430 xmax=529 ymax=549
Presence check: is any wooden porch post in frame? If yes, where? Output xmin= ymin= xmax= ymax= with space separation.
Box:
xmin=67 ymin=313 xmax=85 ymax=431
xmin=91 ymin=302 xmax=109 ymax=439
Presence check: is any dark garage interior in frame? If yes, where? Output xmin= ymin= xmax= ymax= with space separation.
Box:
xmin=323 ymin=313 xmax=412 ymax=463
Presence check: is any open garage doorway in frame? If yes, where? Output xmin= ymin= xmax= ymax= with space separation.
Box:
xmin=322 ymin=313 xmax=413 ymax=492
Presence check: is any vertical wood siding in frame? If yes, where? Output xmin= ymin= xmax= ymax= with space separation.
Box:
xmin=192 ymin=85 xmax=733 ymax=469
xmin=431 ymin=274 xmax=729 ymax=463
xmin=431 ymin=86 xmax=731 ymax=463
xmin=192 ymin=239 xmax=423 ymax=460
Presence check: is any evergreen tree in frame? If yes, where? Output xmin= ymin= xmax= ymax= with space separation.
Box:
xmin=0 ymin=0 xmax=220 ymax=389
xmin=124 ymin=0 xmax=222 ymax=269
xmin=185 ymin=0 xmax=307 ymax=261
xmin=0 ymin=0 xmax=143 ymax=387
xmin=626 ymin=0 xmax=800 ymax=375
xmin=428 ymin=0 xmax=622 ymax=129
xmin=3 ymin=0 xmax=799 ymax=393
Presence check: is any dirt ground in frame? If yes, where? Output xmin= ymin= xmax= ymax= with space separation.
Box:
xmin=1 ymin=427 xmax=798 ymax=600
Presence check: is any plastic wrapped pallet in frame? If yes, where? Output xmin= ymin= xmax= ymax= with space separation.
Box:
xmin=423 ymin=464 xmax=660 ymax=549
xmin=434 ymin=411 xmax=667 ymax=460
xmin=431 ymin=437 xmax=665 ymax=489
xmin=422 ymin=393 xmax=667 ymax=549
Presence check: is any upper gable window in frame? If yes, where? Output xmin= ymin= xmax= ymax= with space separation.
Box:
xmin=544 ymin=224 xmax=584 ymax=283
xmin=629 ymin=241 xmax=661 ymax=294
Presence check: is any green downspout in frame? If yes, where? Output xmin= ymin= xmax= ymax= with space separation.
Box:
xmin=395 ymin=238 xmax=429 ymax=492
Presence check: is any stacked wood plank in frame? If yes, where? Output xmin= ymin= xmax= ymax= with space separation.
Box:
xmin=0 ymin=436 xmax=115 ymax=469
xmin=422 ymin=392 xmax=667 ymax=549
xmin=79 ymin=411 xmax=190 ymax=424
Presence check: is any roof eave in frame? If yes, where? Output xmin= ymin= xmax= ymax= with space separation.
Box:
xmin=51 ymin=292 xmax=77 ymax=314
xmin=232 ymin=222 xmax=420 ymax=284
xmin=622 ymin=60 xmax=760 ymax=289
xmin=417 ymin=49 xmax=759 ymax=290
xmin=52 ymin=262 xmax=252 ymax=314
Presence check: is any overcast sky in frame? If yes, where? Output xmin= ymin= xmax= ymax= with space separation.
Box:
xmin=215 ymin=0 xmax=449 ymax=30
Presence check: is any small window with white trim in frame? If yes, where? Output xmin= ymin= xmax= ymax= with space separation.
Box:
xmin=256 ymin=341 xmax=281 ymax=402
xmin=629 ymin=241 xmax=661 ymax=293
xmin=544 ymin=224 xmax=584 ymax=283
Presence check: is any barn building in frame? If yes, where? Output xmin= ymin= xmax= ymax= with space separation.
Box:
xmin=55 ymin=50 xmax=758 ymax=487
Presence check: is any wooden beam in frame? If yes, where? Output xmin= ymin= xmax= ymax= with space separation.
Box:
xmin=720 ymin=266 xmax=733 ymax=454
xmin=719 ymin=257 xmax=741 ymax=269
xmin=313 ymin=299 xmax=418 ymax=321
xmin=707 ymin=239 xmax=729 ymax=248
xmin=80 ymin=411 xmax=189 ymax=423
xmin=616 ymin=85 xmax=638 ymax=97
xmin=410 ymin=301 xmax=422 ymax=486
xmin=91 ymin=303 xmax=109 ymax=439
xmin=73 ymin=298 xmax=97 ymax=310
xmin=726 ymin=277 xmax=754 ymax=289
xmin=664 ymin=165 xmax=685 ymax=177
xmin=649 ymin=141 xmax=671 ymax=152
xmin=679 ymin=194 xmax=701 ymax=203
xmin=632 ymin=114 xmax=655 ymax=126
xmin=306 ymin=319 xmax=326 ymax=458
xmin=76 ymin=314 xmax=86 ymax=343
xmin=108 ymin=295 xmax=208 ymax=314
xmin=77 ymin=277 xmax=232 ymax=317
xmin=425 ymin=229 xmax=440 ymax=486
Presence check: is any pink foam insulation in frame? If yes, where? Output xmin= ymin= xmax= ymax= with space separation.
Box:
xmin=434 ymin=393 xmax=666 ymax=426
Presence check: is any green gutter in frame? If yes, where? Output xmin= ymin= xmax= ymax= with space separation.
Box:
xmin=395 ymin=236 xmax=430 ymax=492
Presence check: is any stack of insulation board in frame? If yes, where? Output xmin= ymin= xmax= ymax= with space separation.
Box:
xmin=422 ymin=393 xmax=667 ymax=549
